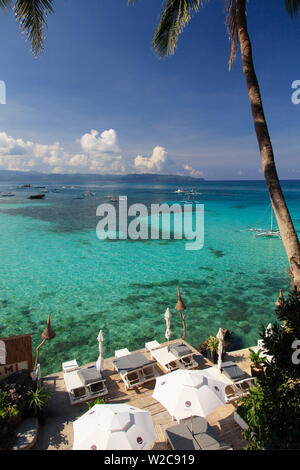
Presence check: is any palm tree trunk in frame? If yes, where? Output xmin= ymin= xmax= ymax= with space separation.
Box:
xmin=235 ymin=0 xmax=300 ymax=289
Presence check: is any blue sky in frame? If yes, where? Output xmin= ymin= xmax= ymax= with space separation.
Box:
xmin=0 ymin=0 xmax=299 ymax=179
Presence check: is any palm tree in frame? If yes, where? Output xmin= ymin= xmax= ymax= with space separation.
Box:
xmin=128 ymin=0 xmax=300 ymax=289
xmin=0 ymin=0 xmax=54 ymax=56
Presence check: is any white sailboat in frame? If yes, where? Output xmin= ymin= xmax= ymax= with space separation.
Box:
xmin=255 ymin=207 xmax=281 ymax=238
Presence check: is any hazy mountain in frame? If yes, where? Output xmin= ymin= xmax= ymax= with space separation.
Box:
xmin=0 ymin=170 xmax=204 ymax=184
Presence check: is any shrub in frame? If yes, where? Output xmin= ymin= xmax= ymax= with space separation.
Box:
xmin=87 ymin=397 xmax=107 ymax=409
xmin=0 ymin=390 xmax=20 ymax=449
xmin=26 ymin=386 xmax=52 ymax=416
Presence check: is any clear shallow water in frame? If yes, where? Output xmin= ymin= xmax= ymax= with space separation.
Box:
xmin=0 ymin=180 xmax=299 ymax=375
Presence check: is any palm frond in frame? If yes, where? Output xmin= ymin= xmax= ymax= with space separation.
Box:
xmin=152 ymin=0 xmax=208 ymax=57
xmin=285 ymin=0 xmax=300 ymax=17
xmin=14 ymin=0 xmax=54 ymax=56
xmin=225 ymin=0 xmax=238 ymax=71
xmin=0 ymin=0 xmax=12 ymax=10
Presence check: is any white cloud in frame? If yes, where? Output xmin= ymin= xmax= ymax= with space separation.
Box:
xmin=134 ymin=145 xmax=204 ymax=177
xmin=182 ymin=164 xmax=204 ymax=178
xmin=0 ymin=130 xmax=204 ymax=177
xmin=134 ymin=146 xmax=169 ymax=173
xmin=80 ymin=129 xmax=120 ymax=157
xmin=0 ymin=129 xmax=126 ymax=174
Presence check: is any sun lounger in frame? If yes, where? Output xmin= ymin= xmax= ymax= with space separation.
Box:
xmin=224 ymin=377 xmax=256 ymax=402
xmin=145 ymin=340 xmax=161 ymax=352
xmin=150 ymin=342 xmax=199 ymax=372
xmin=169 ymin=343 xmax=199 ymax=369
xmin=204 ymin=363 xmax=255 ymax=403
xmin=150 ymin=347 xmax=179 ymax=373
xmin=62 ymin=359 xmax=79 ymax=373
xmin=166 ymin=423 xmax=199 ymax=450
xmin=112 ymin=351 xmax=159 ymax=389
xmin=165 ymin=416 xmax=231 ymax=451
xmin=115 ymin=348 xmax=130 ymax=358
xmin=220 ymin=361 xmax=247 ymax=381
xmin=169 ymin=343 xmax=193 ymax=358
xmin=63 ymin=363 xmax=108 ymax=405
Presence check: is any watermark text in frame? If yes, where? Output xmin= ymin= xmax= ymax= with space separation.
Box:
xmin=96 ymin=196 xmax=204 ymax=251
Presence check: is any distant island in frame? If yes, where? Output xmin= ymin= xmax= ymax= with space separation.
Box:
xmin=0 ymin=170 xmax=205 ymax=185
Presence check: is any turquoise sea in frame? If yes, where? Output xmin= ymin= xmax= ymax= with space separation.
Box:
xmin=0 ymin=179 xmax=299 ymax=376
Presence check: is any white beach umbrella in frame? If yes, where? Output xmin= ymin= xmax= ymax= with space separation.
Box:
xmin=265 ymin=323 xmax=273 ymax=337
xmin=96 ymin=329 xmax=104 ymax=372
xmin=164 ymin=307 xmax=171 ymax=341
xmin=152 ymin=369 xmax=226 ymax=423
xmin=0 ymin=340 xmax=6 ymax=365
xmin=216 ymin=328 xmax=225 ymax=371
xmin=72 ymin=404 xmax=156 ymax=450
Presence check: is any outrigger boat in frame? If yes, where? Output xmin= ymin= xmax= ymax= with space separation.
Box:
xmin=28 ymin=194 xmax=45 ymax=200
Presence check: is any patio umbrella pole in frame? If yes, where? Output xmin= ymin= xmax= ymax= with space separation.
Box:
xmin=34 ymin=315 xmax=56 ymax=371
xmin=175 ymin=287 xmax=187 ymax=340
xmin=179 ymin=312 xmax=186 ymax=340
xmin=34 ymin=339 xmax=46 ymax=370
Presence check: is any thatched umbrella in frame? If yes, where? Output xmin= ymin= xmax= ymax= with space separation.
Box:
xmin=275 ymin=289 xmax=285 ymax=307
xmin=175 ymin=287 xmax=187 ymax=340
xmin=34 ymin=315 xmax=56 ymax=370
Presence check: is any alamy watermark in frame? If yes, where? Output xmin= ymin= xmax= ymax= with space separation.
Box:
xmin=292 ymin=340 xmax=300 ymax=365
xmin=291 ymin=80 xmax=300 ymax=104
xmin=0 ymin=81 xmax=6 ymax=104
xmin=96 ymin=196 xmax=204 ymax=251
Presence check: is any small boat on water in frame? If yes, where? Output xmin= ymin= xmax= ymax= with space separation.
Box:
xmin=242 ymin=206 xmax=281 ymax=238
xmin=175 ymin=188 xmax=186 ymax=194
xmin=0 ymin=192 xmax=15 ymax=198
xmin=255 ymin=207 xmax=280 ymax=238
xmin=104 ymin=195 xmax=118 ymax=202
xmin=28 ymin=194 xmax=45 ymax=200
xmin=255 ymin=214 xmax=281 ymax=238
xmin=187 ymin=189 xmax=202 ymax=195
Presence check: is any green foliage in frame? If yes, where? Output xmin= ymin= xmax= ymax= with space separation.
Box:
xmin=238 ymin=371 xmax=300 ymax=450
xmin=261 ymin=289 xmax=300 ymax=377
xmin=0 ymin=389 xmax=20 ymax=448
xmin=87 ymin=396 xmax=107 ymax=409
xmin=206 ymin=336 xmax=219 ymax=352
xmin=248 ymin=348 xmax=267 ymax=369
xmin=26 ymin=386 xmax=52 ymax=415
xmin=0 ymin=390 xmax=19 ymax=421
xmin=237 ymin=289 xmax=300 ymax=450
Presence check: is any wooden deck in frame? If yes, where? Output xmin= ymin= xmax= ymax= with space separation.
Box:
xmin=37 ymin=339 xmax=251 ymax=450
